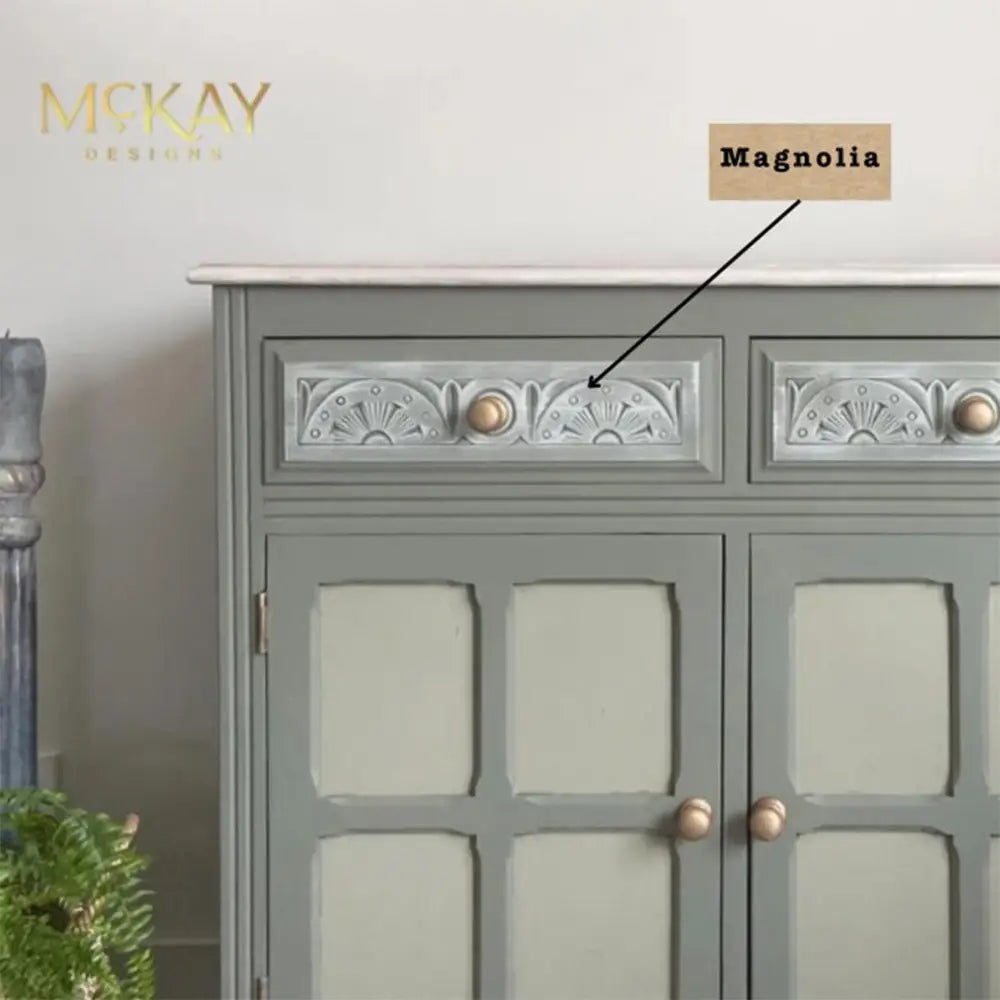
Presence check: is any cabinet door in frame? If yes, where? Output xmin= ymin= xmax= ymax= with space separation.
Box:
xmin=750 ymin=534 xmax=1000 ymax=1000
xmin=266 ymin=534 xmax=722 ymax=1000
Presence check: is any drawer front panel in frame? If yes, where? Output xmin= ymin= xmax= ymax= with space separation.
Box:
xmin=264 ymin=338 xmax=721 ymax=478
xmin=753 ymin=339 xmax=1000 ymax=481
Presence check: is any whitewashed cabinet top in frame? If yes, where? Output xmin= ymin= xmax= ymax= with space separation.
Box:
xmin=188 ymin=265 xmax=1000 ymax=286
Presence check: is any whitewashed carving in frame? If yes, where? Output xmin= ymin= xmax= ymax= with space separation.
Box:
xmin=298 ymin=376 xmax=680 ymax=449
xmin=773 ymin=366 xmax=1000 ymax=464
xmin=280 ymin=358 xmax=712 ymax=465
xmin=787 ymin=378 xmax=938 ymax=445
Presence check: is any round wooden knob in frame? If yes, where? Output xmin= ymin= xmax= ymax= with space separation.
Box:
xmin=748 ymin=797 xmax=787 ymax=842
xmin=466 ymin=394 xmax=510 ymax=434
xmin=953 ymin=393 xmax=999 ymax=434
xmin=675 ymin=797 xmax=713 ymax=841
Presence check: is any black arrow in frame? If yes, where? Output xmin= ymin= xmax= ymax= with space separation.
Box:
xmin=588 ymin=200 xmax=802 ymax=387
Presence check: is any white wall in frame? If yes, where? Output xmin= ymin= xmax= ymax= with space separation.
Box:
xmin=1 ymin=0 xmax=997 ymax=994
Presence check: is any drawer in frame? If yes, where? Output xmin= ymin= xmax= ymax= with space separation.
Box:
xmin=751 ymin=338 xmax=1000 ymax=482
xmin=261 ymin=337 xmax=721 ymax=482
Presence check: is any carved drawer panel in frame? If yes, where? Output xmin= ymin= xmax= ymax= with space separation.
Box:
xmin=752 ymin=339 xmax=1000 ymax=482
xmin=262 ymin=338 xmax=721 ymax=480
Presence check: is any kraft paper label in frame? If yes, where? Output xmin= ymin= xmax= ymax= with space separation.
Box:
xmin=709 ymin=123 xmax=891 ymax=200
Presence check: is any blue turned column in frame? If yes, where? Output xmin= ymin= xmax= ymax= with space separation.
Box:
xmin=0 ymin=337 xmax=45 ymax=789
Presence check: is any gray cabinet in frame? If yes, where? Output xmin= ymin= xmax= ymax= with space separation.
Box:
xmin=200 ymin=269 xmax=1000 ymax=1000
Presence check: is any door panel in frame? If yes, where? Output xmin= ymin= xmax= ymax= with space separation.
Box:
xmin=989 ymin=586 xmax=1000 ymax=794
xmin=511 ymin=581 xmax=674 ymax=794
xmin=792 ymin=580 xmax=950 ymax=794
xmin=314 ymin=582 xmax=476 ymax=796
xmin=511 ymin=833 xmax=671 ymax=1000
xmin=318 ymin=833 xmax=474 ymax=1000
xmin=794 ymin=830 xmax=950 ymax=998
xmin=267 ymin=534 xmax=723 ymax=1000
xmin=750 ymin=535 xmax=1000 ymax=1000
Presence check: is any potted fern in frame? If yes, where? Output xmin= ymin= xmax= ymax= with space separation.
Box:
xmin=0 ymin=787 xmax=155 ymax=999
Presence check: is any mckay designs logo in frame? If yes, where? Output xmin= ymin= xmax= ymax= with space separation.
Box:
xmin=40 ymin=81 xmax=271 ymax=162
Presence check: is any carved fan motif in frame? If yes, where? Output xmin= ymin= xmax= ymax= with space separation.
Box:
xmin=816 ymin=400 xmax=909 ymax=443
xmin=535 ymin=380 xmax=680 ymax=445
xmin=300 ymin=379 xmax=448 ymax=445
xmin=788 ymin=378 xmax=935 ymax=445
xmin=561 ymin=401 xmax=659 ymax=444
xmin=327 ymin=400 xmax=425 ymax=445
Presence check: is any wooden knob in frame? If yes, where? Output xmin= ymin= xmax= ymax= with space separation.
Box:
xmin=466 ymin=394 xmax=510 ymax=434
xmin=748 ymin=797 xmax=787 ymax=842
xmin=953 ymin=393 xmax=999 ymax=434
xmin=675 ymin=797 xmax=713 ymax=841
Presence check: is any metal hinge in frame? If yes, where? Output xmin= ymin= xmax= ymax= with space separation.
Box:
xmin=254 ymin=591 xmax=268 ymax=655
xmin=254 ymin=975 xmax=269 ymax=1000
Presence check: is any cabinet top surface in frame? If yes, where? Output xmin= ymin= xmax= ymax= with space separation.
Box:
xmin=186 ymin=264 xmax=1000 ymax=287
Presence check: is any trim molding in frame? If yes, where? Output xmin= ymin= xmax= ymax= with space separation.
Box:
xmin=187 ymin=264 xmax=1000 ymax=287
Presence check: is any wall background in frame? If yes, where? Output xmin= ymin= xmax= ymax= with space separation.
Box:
xmin=1 ymin=0 xmax=997 ymax=995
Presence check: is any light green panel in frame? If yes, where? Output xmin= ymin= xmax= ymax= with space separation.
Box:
xmin=795 ymin=831 xmax=950 ymax=1000
xmin=793 ymin=581 xmax=950 ymax=795
xmin=512 ymin=833 xmax=671 ymax=1000
xmin=990 ymin=587 xmax=1000 ymax=794
xmin=316 ymin=583 xmax=475 ymax=795
xmin=512 ymin=582 xmax=673 ymax=794
xmin=319 ymin=834 xmax=473 ymax=1000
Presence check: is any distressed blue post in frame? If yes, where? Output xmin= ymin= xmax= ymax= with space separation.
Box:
xmin=0 ymin=336 xmax=45 ymax=790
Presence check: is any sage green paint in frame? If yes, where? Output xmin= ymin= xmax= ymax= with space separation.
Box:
xmin=266 ymin=534 xmax=723 ymax=1000
xmin=244 ymin=285 xmax=1000 ymax=500
xmin=208 ymin=280 xmax=1000 ymax=999
xmin=750 ymin=534 xmax=1000 ymax=1000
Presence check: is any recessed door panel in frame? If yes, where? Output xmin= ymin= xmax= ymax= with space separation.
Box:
xmin=315 ymin=583 xmax=475 ymax=795
xmin=792 ymin=581 xmax=950 ymax=795
xmin=795 ymin=831 xmax=950 ymax=1000
xmin=319 ymin=834 xmax=474 ymax=1000
xmin=989 ymin=586 xmax=1000 ymax=794
xmin=512 ymin=582 xmax=674 ymax=794
xmin=512 ymin=833 xmax=671 ymax=1000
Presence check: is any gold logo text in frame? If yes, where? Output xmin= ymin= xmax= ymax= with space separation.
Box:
xmin=41 ymin=82 xmax=271 ymax=141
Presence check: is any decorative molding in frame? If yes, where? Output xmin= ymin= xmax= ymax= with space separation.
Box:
xmin=0 ymin=461 xmax=46 ymax=547
xmin=189 ymin=264 xmax=1000 ymax=287
xmin=771 ymin=362 xmax=1000 ymax=464
xmin=283 ymin=360 xmax=704 ymax=464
